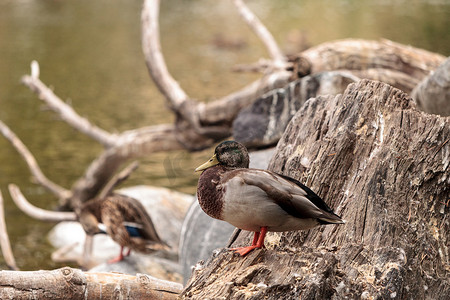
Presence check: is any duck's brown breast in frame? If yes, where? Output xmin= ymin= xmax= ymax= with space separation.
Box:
xmin=197 ymin=166 xmax=227 ymax=220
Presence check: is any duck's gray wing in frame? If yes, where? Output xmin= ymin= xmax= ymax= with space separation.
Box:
xmin=234 ymin=169 xmax=344 ymax=224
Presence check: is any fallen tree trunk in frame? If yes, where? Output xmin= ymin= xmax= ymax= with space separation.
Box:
xmin=0 ymin=267 xmax=182 ymax=300
xmin=181 ymin=79 xmax=449 ymax=299
xmin=301 ymin=39 xmax=444 ymax=80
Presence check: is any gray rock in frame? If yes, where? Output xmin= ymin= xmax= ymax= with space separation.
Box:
xmin=411 ymin=57 xmax=450 ymax=116
xmin=48 ymin=221 xmax=121 ymax=265
xmin=179 ymin=201 xmax=235 ymax=284
xmin=233 ymin=72 xmax=358 ymax=148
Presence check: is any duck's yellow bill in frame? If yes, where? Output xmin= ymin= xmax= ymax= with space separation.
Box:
xmin=195 ymin=154 xmax=219 ymax=172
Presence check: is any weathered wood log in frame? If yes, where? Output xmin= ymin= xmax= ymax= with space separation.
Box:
xmin=411 ymin=57 xmax=450 ymax=116
xmin=297 ymin=39 xmax=446 ymax=95
xmin=181 ymin=80 xmax=449 ymax=299
xmin=301 ymin=39 xmax=445 ymax=79
xmin=0 ymin=267 xmax=182 ymax=300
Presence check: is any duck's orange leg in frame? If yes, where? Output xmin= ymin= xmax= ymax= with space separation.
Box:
xmin=108 ymin=246 xmax=126 ymax=263
xmin=230 ymin=226 xmax=267 ymax=256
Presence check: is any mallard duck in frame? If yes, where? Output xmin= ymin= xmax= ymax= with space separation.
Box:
xmin=195 ymin=141 xmax=345 ymax=256
xmin=79 ymin=193 xmax=169 ymax=263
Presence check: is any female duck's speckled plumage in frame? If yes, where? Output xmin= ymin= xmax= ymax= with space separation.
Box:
xmin=79 ymin=193 xmax=168 ymax=262
xmin=195 ymin=140 xmax=344 ymax=256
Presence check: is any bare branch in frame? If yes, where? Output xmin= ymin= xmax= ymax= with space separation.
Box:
xmin=233 ymin=0 xmax=286 ymax=67
xmin=199 ymin=70 xmax=291 ymax=125
xmin=232 ymin=58 xmax=276 ymax=73
xmin=140 ymin=0 xmax=293 ymax=151
xmin=0 ymin=120 xmax=69 ymax=199
xmin=70 ymin=124 xmax=184 ymax=207
xmin=141 ymin=0 xmax=189 ymax=111
xmin=30 ymin=60 xmax=40 ymax=79
xmin=97 ymin=161 xmax=139 ymax=199
xmin=0 ymin=190 xmax=18 ymax=270
xmin=8 ymin=184 xmax=76 ymax=222
xmin=21 ymin=61 xmax=117 ymax=148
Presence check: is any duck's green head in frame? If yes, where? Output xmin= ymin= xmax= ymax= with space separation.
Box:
xmin=195 ymin=141 xmax=250 ymax=171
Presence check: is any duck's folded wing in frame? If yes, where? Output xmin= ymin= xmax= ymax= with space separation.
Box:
xmin=101 ymin=204 xmax=131 ymax=246
xmin=235 ymin=169 xmax=343 ymax=223
xmin=110 ymin=194 xmax=166 ymax=245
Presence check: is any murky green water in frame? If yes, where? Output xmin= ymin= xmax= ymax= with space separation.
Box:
xmin=0 ymin=0 xmax=448 ymax=270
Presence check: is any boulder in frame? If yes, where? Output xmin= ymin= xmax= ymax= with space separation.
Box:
xmin=411 ymin=57 xmax=450 ymax=116
xmin=232 ymin=71 xmax=358 ymax=148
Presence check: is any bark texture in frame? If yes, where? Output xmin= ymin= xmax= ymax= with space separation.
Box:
xmin=181 ymin=80 xmax=449 ymax=299
xmin=0 ymin=267 xmax=182 ymax=300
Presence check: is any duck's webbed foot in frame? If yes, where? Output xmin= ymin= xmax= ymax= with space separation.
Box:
xmin=229 ymin=227 xmax=267 ymax=256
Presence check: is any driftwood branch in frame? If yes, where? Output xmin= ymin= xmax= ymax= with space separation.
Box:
xmin=301 ymin=39 xmax=445 ymax=81
xmin=141 ymin=0 xmax=230 ymax=147
xmin=0 ymin=120 xmax=69 ymax=200
xmin=8 ymin=184 xmax=76 ymax=222
xmin=233 ymin=0 xmax=286 ymax=68
xmin=0 ymin=190 xmax=18 ymax=270
xmin=69 ymin=124 xmax=183 ymax=208
xmin=97 ymin=161 xmax=139 ymax=200
xmin=0 ymin=267 xmax=183 ymax=299
xmin=141 ymin=0 xmax=188 ymax=111
xmin=141 ymin=0 xmax=292 ymax=150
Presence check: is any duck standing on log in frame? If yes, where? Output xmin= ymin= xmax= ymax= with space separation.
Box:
xmin=79 ymin=193 xmax=169 ymax=263
xmin=195 ymin=140 xmax=345 ymax=256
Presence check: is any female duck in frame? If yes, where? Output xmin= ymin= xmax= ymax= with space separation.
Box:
xmin=195 ymin=141 xmax=344 ymax=256
xmin=79 ymin=193 xmax=168 ymax=263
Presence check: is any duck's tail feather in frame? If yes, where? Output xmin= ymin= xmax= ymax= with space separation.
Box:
xmin=318 ymin=211 xmax=346 ymax=225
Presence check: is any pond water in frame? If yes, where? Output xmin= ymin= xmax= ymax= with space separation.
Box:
xmin=0 ymin=0 xmax=448 ymax=270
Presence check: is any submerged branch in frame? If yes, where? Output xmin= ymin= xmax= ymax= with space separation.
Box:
xmin=0 ymin=120 xmax=69 ymax=200
xmin=8 ymin=184 xmax=76 ymax=222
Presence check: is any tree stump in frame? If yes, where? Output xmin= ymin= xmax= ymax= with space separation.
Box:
xmin=181 ymin=80 xmax=449 ymax=299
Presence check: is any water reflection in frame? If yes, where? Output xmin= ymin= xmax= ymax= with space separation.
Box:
xmin=0 ymin=0 xmax=448 ymax=270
